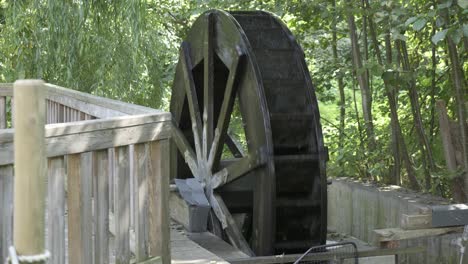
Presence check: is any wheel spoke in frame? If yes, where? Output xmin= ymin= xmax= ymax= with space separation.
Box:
xmin=211 ymin=148 xmax=267 ymax=189
xmin=203 ymin=13 xmax=215 ymax=164
xmin=180 ymin=42 xmax=203 ymax=165
xmin=213 ymin=194 xmax=255 ymax=256
xmin=208 ymin=47 xmax=245 ymax=171
xmin=225 ymin=133 xmax=245 ymax=158
xmin=172 ymin=125 xmax=200 ymax=180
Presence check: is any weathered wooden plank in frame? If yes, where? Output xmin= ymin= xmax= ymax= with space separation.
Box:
xmin=47 ymin=93 xmax=126 ymax=119
xmin=115 ymin=146 xmax=131 ymax=263
xmin=172 ymin=125 xmax=199 ymax=180
xmin=109 ymin=148 xmax=116 ymax=213
xmin=203 ymin=12 xmax=214 ymax=161
xmin=13 ymin=80 xmax=46 ymax=258
xmin=0 ymin=116 xmax=172 ymax=166
xmin=45 ymin=83 xmax=160 ymax=116
xmin=0 ymin=84 xmax=12 ymax=96
xmin=401 ymin=214 xmax=432 ymax=230
xmin=373 ymin=227 xmax=462 ymax=245
xmin=209 ymin=51 xmax=244 ymax=171
xmin=67 ymin=153 xmax=93 ymax=264
xmin=130 ymin=145 xmax=135 ymax=233
xmin=214 ymin=194 xmax=254 ymax=256
xmin=134 ymin=143 xmax=150 ymax=261
xmin=148 ymin=140 xmax=171 ymax=264
xmin=211 ymin=151 xmax=266 ymax=189
xmin=0 ymin=112 xmax=170 ymax=143
xmin=93 ymin=150 xmax=109 ymax=264
xmin=137 ymin=256 xmax=163 ymax=264
xmin=47 ymin=157 xmax=66 ymax=264
xmin=10 ymin=97 xmax=14 ymax=128
xmin=1 ymin=96 xmax=7 ymax=129
xmin=227 ymin=246 xmax=425 ymax=264
xmin=180 ymin=42 xmax=203 ymax=162
xmin=0 ymin=165 xmax=14 ymax=262
xmin=188 ymin=232 xmax=249 ymax=260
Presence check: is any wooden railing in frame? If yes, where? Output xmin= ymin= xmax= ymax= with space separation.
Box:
xmin=0 ymin=81 xmax=171 ymax=264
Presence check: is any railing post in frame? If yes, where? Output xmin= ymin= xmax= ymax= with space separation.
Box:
xmin=0 ymin=96 xmax=6 ymax=129
xmin=13 ymin=80 xmax=47 ymax=263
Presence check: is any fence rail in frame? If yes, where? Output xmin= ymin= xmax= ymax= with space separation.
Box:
xmin=0 ymin=81 xmax=171 ymax=264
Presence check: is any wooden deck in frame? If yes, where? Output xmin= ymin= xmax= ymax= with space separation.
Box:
xmin=170 ymin=222 xmax=229 ymax=264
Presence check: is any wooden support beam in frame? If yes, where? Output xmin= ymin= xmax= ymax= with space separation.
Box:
xmin=400 ymin=214 xmax=432 ymax=230
xmin=211 ymin=150 xmax=266 ymax=189
xmin=214 ymin=194 xmax=255 ymax=257
xmin=13 ymin=80 xmax=47 ymax=262
xmin=226 ymin=246 xmax=425 ymax=264
xmin=148 ymin=140 xmax=171 ymax=264
xmin=373 ymin=227 xmax=462 ymax=246
xmin=0 ymin=113 xmax=172 ymax=166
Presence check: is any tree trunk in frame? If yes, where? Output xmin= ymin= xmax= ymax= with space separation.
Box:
xmin=332 ymin=0 xmax=346 ymax=158
xmin=352 ymin=77 xmax=367 ymax=178
xmin=364 ymin=0 xmax=418 ymax=187
xmin=347 ymin=2 xmax=376 ymax=153
xmin=397 ymin=40 xmax=435 ymax=190
xmin=429 ymin=24 xmax=437 ymax=146
xmin=446 ymin=38 xmax=468 ymax=194
xmin=437 ymin=100 xmax=466 ymax=202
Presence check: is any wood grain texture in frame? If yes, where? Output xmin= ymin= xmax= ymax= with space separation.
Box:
xmin=115 ymin=146 xmax=131 ymax=263
xmin=13 ymin=80 xmax=47 ymax=258
xmin=67 ymin=153 xmax=93 ymax=264
xmin=47 ymin=157 xmax=66 ymax=264
xmin=93 ymin=150 xmax=110 ymax=264
xmin=0 ymin=165 xmax=13 ymax=262
xmin=0 ymin=83 xmax=159 ymax=116
xmin=134 ymin=143 xmax=150 ymax=261
xmin=148 ymin=140 xmax=171 ymax=264
xmin=214 ymin=194 xmax=254 ymax=256
xmin=0 ymin=116 xmax=171 ymax=166
xmin=0 ymin=96 xmax=6 ymax=129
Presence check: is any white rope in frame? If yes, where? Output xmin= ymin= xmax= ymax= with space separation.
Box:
xmin=6 ymin=246 xmax=50 ymax=264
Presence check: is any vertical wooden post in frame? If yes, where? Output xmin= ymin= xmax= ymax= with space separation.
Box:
xmin=134 ymin=143 xmax=149 ymax=261
xmin=10 ymin=97 xmax=14 ymax=128
xmin=0 ymin=165 xmax=14 ymax=262
xmin=115 ymin=146 xmax=131 ymax=264
xmin=13 ymin=80 xmax=47 ymax=262
xmin=47 ymin=157 xmax=66 ymax=264
xmin=93 ymin=150 xmax=109 ymax=264
xmin=0 ymin=96 xmax=6 ymax=129
xmin=148 ymin=140 xmax=171 ymax=264
xmin=67 ymin=153 xmax=93 ymax=264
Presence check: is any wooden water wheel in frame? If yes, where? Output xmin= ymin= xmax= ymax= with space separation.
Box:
xmin=170 ymin=10 xmax=327 ymax=256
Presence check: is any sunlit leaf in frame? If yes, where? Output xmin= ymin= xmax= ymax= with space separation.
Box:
xmin=413 ymin=18 xmax=427 ymax=31
xmin=432 ymin=29 xmax=449 ymax=44
xmin=458 ymin=0 xmax=468 ymax=9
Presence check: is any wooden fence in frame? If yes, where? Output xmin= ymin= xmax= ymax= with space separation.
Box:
xmin=0 ymin=81 xmax=171 ymax=264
